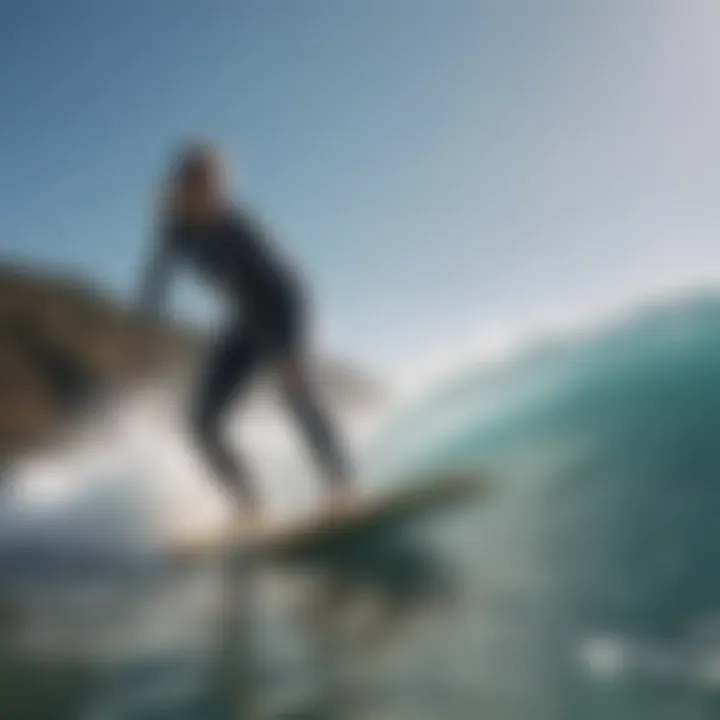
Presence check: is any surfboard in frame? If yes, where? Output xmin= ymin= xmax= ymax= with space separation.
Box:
xmin=170 ymin=470 xmax=488 ymax=563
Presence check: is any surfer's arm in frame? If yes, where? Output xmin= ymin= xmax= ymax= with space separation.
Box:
xmin=137 ymin=230 xmax=175 ymax=326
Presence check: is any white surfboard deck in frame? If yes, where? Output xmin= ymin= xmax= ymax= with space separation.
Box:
xmin=169 ymin=470 xmax=488 ymax=562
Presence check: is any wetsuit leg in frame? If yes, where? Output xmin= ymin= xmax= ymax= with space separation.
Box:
xmin=279 ymin=354 xmax=351 ymax=490
xmin=191 ymin=327 xmax=264 ymax=506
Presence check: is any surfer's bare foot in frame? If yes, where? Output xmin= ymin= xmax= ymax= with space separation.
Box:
xmin=230 ymin=504 xmax=265 ymax=538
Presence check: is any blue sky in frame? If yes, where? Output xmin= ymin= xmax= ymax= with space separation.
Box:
xmin=2 ymin=1 xmax=720 ymax=382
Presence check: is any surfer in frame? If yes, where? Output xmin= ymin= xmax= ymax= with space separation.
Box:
xmin=138 ymin=144 xmax=352 ymax=521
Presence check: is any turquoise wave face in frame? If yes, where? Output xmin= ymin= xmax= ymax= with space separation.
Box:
xmin=367 ymin=293 xmax=720 ymax=643
xmin=369 ymin=294 xmax=720 ymax=490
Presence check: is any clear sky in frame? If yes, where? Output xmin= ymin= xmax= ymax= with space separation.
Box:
xmin=2 ymin=1 xmax=720 ymax=383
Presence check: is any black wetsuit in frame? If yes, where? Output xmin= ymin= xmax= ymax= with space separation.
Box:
xmin=140 ymin=206 xmax=348 ymax=505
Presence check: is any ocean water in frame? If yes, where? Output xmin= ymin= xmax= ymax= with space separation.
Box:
xmin=3 ymin=293 xmax=720 ymax=718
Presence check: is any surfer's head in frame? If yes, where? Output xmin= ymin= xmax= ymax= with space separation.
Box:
xmin=164 ymin=142 xmax=229 ymax=223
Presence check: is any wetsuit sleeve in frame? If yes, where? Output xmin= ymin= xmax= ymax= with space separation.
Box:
xmin=137 ymin=228 xmax=175 ymax=326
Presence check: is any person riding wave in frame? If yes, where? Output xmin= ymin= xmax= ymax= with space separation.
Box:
xmin=138 ymin=144 xmax=353 ymax=525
